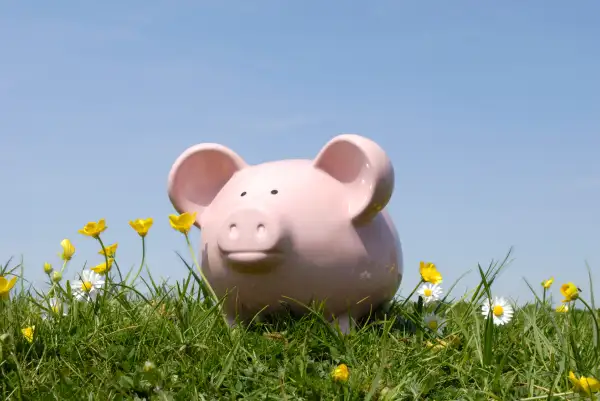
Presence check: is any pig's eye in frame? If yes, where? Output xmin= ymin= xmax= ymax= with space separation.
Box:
xmin=271 ymin=189 xmax=278 ymax=195
xmin=240 ymin=191 xmax=247 ymax=197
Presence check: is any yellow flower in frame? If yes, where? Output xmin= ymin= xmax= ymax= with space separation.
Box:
xmin=169 ymin=212 xmax=197 ymax=234
xmin=556 ymin=304 xmax=569 ymax=313
xmin=331 ymin=363 xmax=349 ymax=383
xmin=0 ymin=276 xmax=17 ymax=300
xmin=99 ymin=243 xmax=118 ymax=257
xmin=425 ymin=334 xmax=461 ymax=352
xmin=419 ymin=261 xmax=442 ymax=284
xmin=51 ymin=271 xmax=62 ymax=283
xmin=78 ymin=219 xmax=107 ymax=238
xmin=129 ymin=218 xmax=154 ymax=237
xmin=60 ymin=239 xmax=76 ymax=260
xmin=560 ymin=282 xmax=579 ymax=302
xmin=43 ymin=262 xmax=53 ymax=274
xmin=568 ymin=371 xmax=600 ymax=396
xmin=542 ymin=277 xmax=554 ymax=289
xmin=143 ymin=361 xmax=156 ymax=372
xmin=91 ymin=258 xmax=114 ymax=275
xmin=21 ymin=326 xmax=34 ymax=343
xmin=425 ymin=340 xmax=444 ymax=352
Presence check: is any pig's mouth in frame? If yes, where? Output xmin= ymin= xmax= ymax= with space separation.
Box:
xmin=222 ymin=251 xmax=284 ymax=273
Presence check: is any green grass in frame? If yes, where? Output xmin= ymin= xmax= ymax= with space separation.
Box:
xmin=1 ymin=247 xmax=600 ymax=400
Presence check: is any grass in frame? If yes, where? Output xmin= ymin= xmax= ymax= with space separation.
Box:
xmin=1 ymin=225 xmax=599 ymax=400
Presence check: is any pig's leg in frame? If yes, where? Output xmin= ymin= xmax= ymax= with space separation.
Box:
xmin=331 ymin=313 xmax=352 ymax=335
xmin=253 ymin=313 xmax=265 ymax=323
xmin=380 ymin=301 xmax=392 ymax=313
xmin=225 ymin=314 xmax=239 ymax=328
xmin=225 ymin=311 xmax=263 ymax=329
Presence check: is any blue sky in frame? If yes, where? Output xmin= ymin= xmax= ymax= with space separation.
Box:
xmin=1 ymin=1 xmax=599 ymax=307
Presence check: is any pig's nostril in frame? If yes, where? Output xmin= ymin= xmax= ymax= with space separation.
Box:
xmin=256 ymin=224 xmax=266 ymax=237
xmin=229 ymin=224 xmax=239 ymax=240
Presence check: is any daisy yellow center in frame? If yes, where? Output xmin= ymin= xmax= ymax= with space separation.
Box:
xmin=493 ymin=305 xmax=504 ymax=317
xmin=428 ymin=320 xmax=438 ymax=330
xmin=424 ymin=288 xmax=433 ymax=297
xmin=52 ymin=305 xmax=59 ymax=313
xmin=81 ymin=281 xmax=93 ymax=292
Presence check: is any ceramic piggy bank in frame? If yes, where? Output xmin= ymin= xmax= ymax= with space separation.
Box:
xmin=167 ymin=134 xmax=403 ymax=333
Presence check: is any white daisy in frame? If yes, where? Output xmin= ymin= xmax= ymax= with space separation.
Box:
xmin=42 ymin=297 xmax=69 ymax=320
xmin=72 ymin=270 xmax=105 ymax=302
xmin=423 ymin=313 xmax=447 ymax=335
xmin=417 ymin=282 xmax=443 ymax=304
xmin=481 ymin=296 xmax=513 ymax=325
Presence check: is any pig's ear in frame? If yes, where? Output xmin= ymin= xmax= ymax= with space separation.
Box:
xmin=168 ymin=144 xmax=248 ymax=228
xmin=313 ymin=134 xmax=394 ymax=225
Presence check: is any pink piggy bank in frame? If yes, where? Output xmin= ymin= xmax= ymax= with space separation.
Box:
xmin=167 ymin=134 xmax=402 ymax=334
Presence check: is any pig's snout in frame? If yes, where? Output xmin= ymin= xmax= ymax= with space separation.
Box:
xmin=217 ymin=208 xmax=285 ymax=271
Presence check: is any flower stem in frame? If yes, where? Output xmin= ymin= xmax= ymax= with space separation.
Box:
xmin=97 ymin=236 xmax=122 ymax=283
xmin=49 ymin=259 xmax=69 ymax=297
xmin=95 ymin=236 xmax=113 ymax=308
xmin=400 ymin=279 xmax=424 ymax=308
xmin=542 ymin=288 xmax=546 ymax=307
xmin=113 ymin=259 xmax=124 ymax=281
xmin=578 ymin=297 xmax=600 ymax=355
xmin=59 ymin=259 xmax=68 ymax=274
xmin=128 ymin=237 xmax=146 ymax=287
xmin=185 ymin=234 xmax=218 ymax=306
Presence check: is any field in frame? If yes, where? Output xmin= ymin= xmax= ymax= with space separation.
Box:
xmin=0 ymin=216 xmax=599 ymax=400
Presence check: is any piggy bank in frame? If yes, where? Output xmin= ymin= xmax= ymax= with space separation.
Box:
xmin=167 ymin=134 xmax=403 ymax=334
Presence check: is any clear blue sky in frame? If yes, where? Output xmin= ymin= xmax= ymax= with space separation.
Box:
xmin=1 ymin=1 xmax=599 ymax=307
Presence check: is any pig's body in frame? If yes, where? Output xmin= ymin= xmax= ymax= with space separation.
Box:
xmin=168 ymin=135 xmax=403 ymax=333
